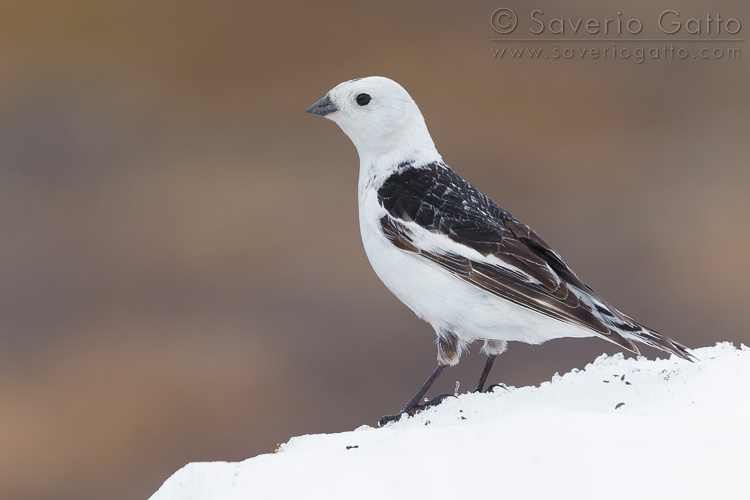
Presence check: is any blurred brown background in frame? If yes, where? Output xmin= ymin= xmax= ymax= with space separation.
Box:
xmin=0 ymin=1 xmax=748 ymax=498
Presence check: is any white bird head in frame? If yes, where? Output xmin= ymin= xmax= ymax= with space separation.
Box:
xmin=306 ymin=76 xmax=440 ymax=168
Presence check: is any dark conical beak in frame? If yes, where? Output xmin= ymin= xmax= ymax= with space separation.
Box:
xmin=306 ymin=94 xmax=338 ymax=117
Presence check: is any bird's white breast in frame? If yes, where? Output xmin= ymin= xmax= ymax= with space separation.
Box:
xmin=357 ymin=183 xmax=593 ymax=348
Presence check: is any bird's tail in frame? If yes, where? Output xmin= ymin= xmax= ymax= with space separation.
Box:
xmin=580 ymin=291 xmax=696 ymax=362
xmin=619 ymin=320 xmax=697 ymax=362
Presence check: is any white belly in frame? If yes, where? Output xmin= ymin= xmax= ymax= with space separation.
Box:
xmin=358 ymin=191 xmax=592 ymax=348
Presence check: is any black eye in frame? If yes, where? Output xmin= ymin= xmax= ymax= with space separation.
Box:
xmin=356 ymin=93 xmax=371 ymax=106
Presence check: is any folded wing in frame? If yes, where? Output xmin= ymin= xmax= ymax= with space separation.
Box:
xmin=378 ymin=162 xmax=693 ymax=360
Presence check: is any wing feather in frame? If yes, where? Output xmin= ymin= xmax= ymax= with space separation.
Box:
xmin=377 ymin=163 xmax=640 ymax=352
xmin=380 ymin=215 xmax=639 ymax=352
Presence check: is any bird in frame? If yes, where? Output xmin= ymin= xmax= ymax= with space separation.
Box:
xmin=306 ymin=76 xmax=694 ymax=426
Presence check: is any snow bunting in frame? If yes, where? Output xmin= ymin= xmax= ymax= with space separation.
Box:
xmin=306 ymin=76 xmax=694 ymax=425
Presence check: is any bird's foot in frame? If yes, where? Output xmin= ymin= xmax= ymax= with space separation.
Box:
xmin=484 ymin=383 xmax=510 ymax=393
xmin=473 ymin=382 xmax=504 ymax=393
xmin=378 ymin=393 xmax=455 ymax=427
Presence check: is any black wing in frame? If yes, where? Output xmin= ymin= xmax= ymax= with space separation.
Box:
xmin=377 ymin=162 xmax=640 ymax=352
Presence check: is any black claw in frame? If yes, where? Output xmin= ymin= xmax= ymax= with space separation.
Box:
xmin=378 ymin=412 xmax=403 ymax=427
xmin=422 ymin=393 xmax=455 ymax=408
xmin=378 ymin=393 xmax=456 ymax=427
xmin=485 ymin=383 xmax=510 ymax=393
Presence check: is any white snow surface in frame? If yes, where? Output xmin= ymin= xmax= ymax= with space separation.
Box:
xmin=151 ymin=343 xmax=749 ymax=500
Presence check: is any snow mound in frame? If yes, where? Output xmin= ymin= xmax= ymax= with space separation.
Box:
xmin=151 ymin=343 xmax=750 ymax=500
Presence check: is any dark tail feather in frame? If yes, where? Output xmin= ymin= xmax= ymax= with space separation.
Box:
xmin=627 ymin=322 xmax=697 ymax=362
xmin=598 ymin=329 xmax=640 ymax=356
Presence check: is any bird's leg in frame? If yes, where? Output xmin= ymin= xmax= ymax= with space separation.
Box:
xmin=378 ymin=364 xmax=447 ymax=427
xmin=473 ymin=354 xmax=497 ymax=393
xmin=475 ymin=340 xmax=507 ymax=392
xmin=378 ymin=335 xmax=460 ymax=426
xmin=401 ymin=364 xmax=447 ymax=412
